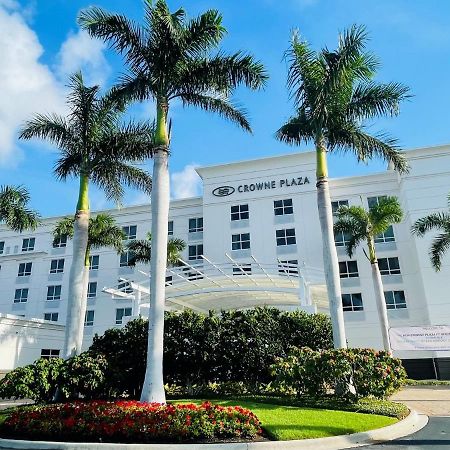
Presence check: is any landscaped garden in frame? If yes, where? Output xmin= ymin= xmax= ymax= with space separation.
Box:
xmin=0 ymin=309 xmax=410 ymax=444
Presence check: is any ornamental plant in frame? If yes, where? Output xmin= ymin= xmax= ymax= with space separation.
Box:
xmin=0 ymin=401 xmax=262 ymax=443
xmin=270 ymin=347 xmax=407 ymax=400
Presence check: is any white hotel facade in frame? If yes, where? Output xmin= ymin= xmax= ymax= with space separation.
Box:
xmin=0 ymin=144 xmax=449 ymax=379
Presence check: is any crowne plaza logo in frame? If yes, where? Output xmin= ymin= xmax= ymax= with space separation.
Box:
xmin=212 ymin=186 xmax=235 ymax=197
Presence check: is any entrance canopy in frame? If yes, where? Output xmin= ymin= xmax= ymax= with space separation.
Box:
xmin=103 ymin=255 xmax=328 ymax=316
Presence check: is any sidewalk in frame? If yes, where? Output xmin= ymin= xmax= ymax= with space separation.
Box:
xmin=390 ymin=385 xmax=450 ymax=416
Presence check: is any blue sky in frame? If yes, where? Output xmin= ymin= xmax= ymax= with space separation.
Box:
xmin=1 ymin=0 xmax=450 ymax=217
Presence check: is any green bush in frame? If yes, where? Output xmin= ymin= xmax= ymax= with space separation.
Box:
xmin=0 ymin=352 xmax=108 ymax=403
xmin=271 ymin=347 xmax=407 ymax=400
xmin=89 ymin=308 xmax=333 ymax=398
xmin=0 ymin=357 xmax=63 ymax=404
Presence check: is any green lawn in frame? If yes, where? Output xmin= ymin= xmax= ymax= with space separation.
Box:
xmin=172 ymin=399 xmax=397 ymax=441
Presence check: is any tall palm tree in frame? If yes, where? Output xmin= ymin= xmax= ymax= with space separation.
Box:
xmin=334 ymin=197 xmax=403 ymax=352
xmin=276 ymin=25 xmax=410 ymax=349
xmin=79 ymin=0 xmax=267 ymax=402
xmin=0 ymin=185 xmax=40 ymax=232
xmin=126 ymin=232 xmax=186 ymax=267
xmin=53 ymin=214 xmax=125 ymax=350
xmin=19 ymin=72 xmax=154 ymax=359
xmin=412 ymin=193 xmax=450 ymax=271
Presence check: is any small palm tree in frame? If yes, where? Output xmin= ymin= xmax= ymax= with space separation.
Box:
xmin=0 ymin=185 xmax=40 ymax=232
xmin=276 ymin=25 xmax=410 ymax=349
xmin=54 ymin=214 xmax=125 ymax=351
xmin=20 ymin=72 xmax=154 ymax=359
xmin=412 ymin=193 xmax=450 ymax=271
xmin=334 ymin=197 xmax=403 ymax=352
xmin=126 ymin=232 xmax=186 ymax=267
xmin=79 ymin=0 xmax=267 ymax=402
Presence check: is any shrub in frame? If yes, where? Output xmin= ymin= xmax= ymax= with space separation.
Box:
xmin=58 ymin=353 xmax=108 ymax=400
xmin=0 ymin=352 xmax=108 ymax=403
xmin=89 ymin=308 xmax=333 ymax=397
xmin=0 ymin=401 xmax=262 ymax=443
xmin=271 ymin=347 xmax=407 ymax=399
xmin=0 ymin=357 xmax=63 ymax=404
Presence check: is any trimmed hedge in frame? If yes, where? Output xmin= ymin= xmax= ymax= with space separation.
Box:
xmin=270 ymin=347 xmax=407 ymax=399
xmin=0 ymin=401 xmax=262 ymax=443
xmin=90 ymin=308 xmax=333 ymax=397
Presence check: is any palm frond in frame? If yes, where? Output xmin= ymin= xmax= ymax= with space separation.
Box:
xmin=275 ymin=109 xmax=315 ymax=146
xmin=334 ymin=205 xmax=368 ymax=257
xmin=88 ymin=214 xmax=125 ymax=253
xmin=429 ymin=232 xmax=450 ymax=271
xmin=0 ymin=185 xmax=41 ymax=232
xmin=177 ymin=93 xmax=251 ymax=132
xmin=369 ymin=196 xmax=403 ymax=235
xmin=126 ymin=239 xmax=151 ymax=265
xmin=53 ymin=216 xmax=75 ymax=246
xmin=411 ymin=212 xmax=450 ymax=236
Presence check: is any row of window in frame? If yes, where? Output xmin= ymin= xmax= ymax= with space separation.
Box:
xmin=342 ymin=290 xmax=407 ymax=311
xmin=231 ymin=228 xmax=297 ymax=251
xmin=17 ymin=259 xmax=65 ymax=277
xmin=339 ymin=257 xmax=401 ymax=278
xmin=230 ymin=199 xmax=294 ymax=221
xmin=14 ymin=282 xmax=99 ymax=304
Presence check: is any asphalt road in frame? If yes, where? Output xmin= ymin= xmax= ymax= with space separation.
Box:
xmin=359 ymin=416 xmax=450 ymax=449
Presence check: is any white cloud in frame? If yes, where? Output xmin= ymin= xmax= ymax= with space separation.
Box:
xmin=0 ymin=2 xmax=65 ymax=166
xmin=56 ymin=29 xmax=111 ymax=86
xmin=171 ymin=164 xmax=202 ymax=199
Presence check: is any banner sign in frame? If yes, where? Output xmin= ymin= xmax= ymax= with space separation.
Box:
xmin=389 ymin=326 xmax=450 ymax=351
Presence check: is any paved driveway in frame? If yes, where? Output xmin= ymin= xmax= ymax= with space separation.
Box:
xmin=359 ymin=386 xmax=450 ymax=449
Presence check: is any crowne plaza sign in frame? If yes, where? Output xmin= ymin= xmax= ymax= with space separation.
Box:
xmin=212 ymin=176 xmax=311 ymax=197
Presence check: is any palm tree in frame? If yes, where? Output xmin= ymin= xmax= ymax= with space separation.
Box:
xmin=276 ymin=25 xmax=410 ymax=349
xmin=79 ymin=0 xmax=267 ymax=402
xmin=334 ymin=197 xmax=403 ymax=352
xmin=126 ymin=232 xmax=186 ymax=267
xmin=0 ymin=185 xmax=40 ymax=232
xmin=19 ymin=72 xmax=154 ymax=359
xmin=412 ymin=193 xmax=450 ymax=271
xmin=53 ymin=214 xmax=125 ymax=350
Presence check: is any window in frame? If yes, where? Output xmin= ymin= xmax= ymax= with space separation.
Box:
xmin=276 ymin=228 xmax=296 ymax=246
xmin=374 ymin=225 xmax=395 ymax=243
xmin=189 ymin=217 xmax=203 ymax=233
xmin=89 ymin=255 xmax=99 ymax=270
xmin=47 ymin=285 xmax=61 ymax=301
xmin=115 ymin=307 xmax=132 ymax=325
xmin=274 ymin=199 xmax=293 ymax=216
xmin=14 ymin=288 xmax=28 ymax=303
xmin=367 ymin=195 xmax=387 ymax=209
xmin=339 ymin=260 xmax=359 ymax=278
xmin=331 ymin=200 xmax=349 ymax=215
xmin=168 ymin=221 xmax=174 ymax=236
xmin=53 ymin=235 xmax=67 ymax=248
xmin=120 ymin=251 xmax=135 ymax=267
xmin=0 ymin=241 xmax=4 ymax=255
xmin=44 ymin=312 xmax=58 ymax=322
xmin=188 ymin=244 xmax=203 ymax=261
xmin=50 ymin=259 xmax=64 ymax=274
xmin=21 ymin=237 xmax=35 ymax=252
xmin=231 ymin=204 xmax=249 ymax=221
xmin=40 ymin=349 xmax=60 ymax=359
xmin=182 ymin=267 xmax=203 ymax=281
xmin=122 ymin=225 xmax=137 ymax=240
xmin=378 ymin=257 xmax=401 ymax=275
xmin=334 ymin=230 xmax=351 ymax=247
xmin=233 ymin=264 xmax=252 ymax=275
xmin=384 ymin=290 xmax=407 ymax=310
xmin=278 ymin=260 xmax=299 ymax=275
xmin=87 ymin=282 xmax=97 ymax=298
xmin=342 ymin=293 xmax=364 ymax=311
xmin=165 ymin=275 xmax=173 ymax=286
xmin=18 ymin=262 xmax=32 ymax=277
xmin=231 ymin=233 xmax=250 ymax=250
xmin=118 ymin=279 xmax=133 ymax=294
xmin=84 ymin=310 xmax=95 ymax=326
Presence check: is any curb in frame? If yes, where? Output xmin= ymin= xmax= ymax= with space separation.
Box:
xmin=0 ymin=410 xmax=428 ymax=450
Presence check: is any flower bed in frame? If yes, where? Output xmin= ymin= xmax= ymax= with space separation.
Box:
xmin=0 ymin=401 xmax=262 ymax=443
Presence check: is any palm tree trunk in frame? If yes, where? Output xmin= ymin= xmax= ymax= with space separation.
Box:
xmin=368 ymin=240 xmax=391 ymax=353
xmin=62 ymin=175 xmax=90 ymax=359
xmin=141 ymin=101 xmax=170 ymax=403
xmin=75 ymin=252 xmax=90 ymax=353
xmin=315 ymin=143 xmax=347 ymax=348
